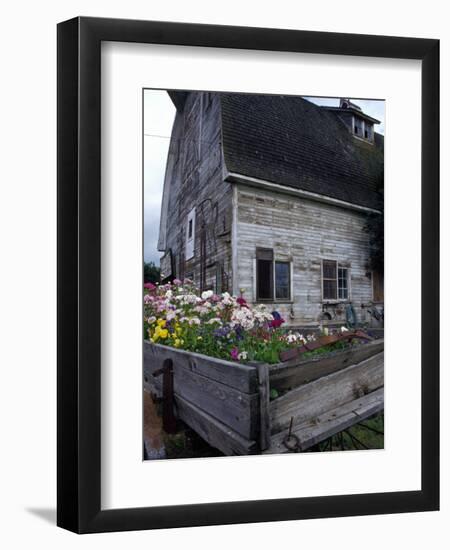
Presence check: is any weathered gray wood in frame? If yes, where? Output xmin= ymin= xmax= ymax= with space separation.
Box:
xmin=144 ymin=341 xmax=258 ymax=393
xmin=266 ymin=387 xmax=384 ymax=454
xmin=175 ymin=395 xmax=258 ymax=456
xmin=143 ymin=347 xmax=162 ymax=397
xmin=172 ymin=364 xmax=259 ymax=439
xmin=234 ymin=183 xmax=380 ymax=325
xmin=256 ymin=363 xmax=271 ymax=451
xmin=270 ymin=351 xmax=384 ymax=433
xmin=269 ymin=339 xmax=384 ymax=392
xmin=159 ymin=92 xmax=234 ymax=292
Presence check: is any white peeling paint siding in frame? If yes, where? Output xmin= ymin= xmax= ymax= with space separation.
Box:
xmin=235 ymin=184 xmax=375 ymax=325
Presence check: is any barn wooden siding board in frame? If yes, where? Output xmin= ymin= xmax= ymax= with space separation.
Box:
xmin=235 ymin=184 xmax=375 ymax=325
xmin=161 ymin=92 xmax=233 ymax=291
xmin=269 ymin=351 xmax=384 ymax=434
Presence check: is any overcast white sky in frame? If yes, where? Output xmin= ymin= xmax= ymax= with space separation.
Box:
xmin=143 ymin=91 xmax=385 ymax=264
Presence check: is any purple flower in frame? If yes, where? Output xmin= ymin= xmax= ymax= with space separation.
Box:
xmin=214 ymin=326 xmax=230 ymax=338
xmin=230 ymin=348 xmax=239 ymax=361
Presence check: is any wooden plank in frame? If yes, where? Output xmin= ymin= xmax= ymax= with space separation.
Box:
xmin=172 ymin=365 xmax=259 ymax=439
xmin=270 ymin=351 xmax=384 ymax=433
xmin=278 ymin=330 xmax=373 ymax=362
xmin=269 ymin=339 xmax=384 ymax=392
xmin=143 ymin=344 xmax=162 ymax=397
xmin=175 ymin=395 xmax=258 ymax=456
xmin=266 ymin=388 xmax=384 ymax=454
xmin=144 ymin=341 xmax=258 ymax=393
xmin=256 ymin=364 xmax=271 ymax=451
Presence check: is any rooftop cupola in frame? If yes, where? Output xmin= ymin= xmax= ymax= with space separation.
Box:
xmin=324 ymin=98 xmax=381 ymax=144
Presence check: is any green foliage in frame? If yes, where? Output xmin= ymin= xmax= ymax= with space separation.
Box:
xmin=364 ymin=212 xmax=384 ymax=272
xmin=364 ymin=174 xmax=384 ymax=272
xmin=144 ymin=261 xmax=160 ymax=283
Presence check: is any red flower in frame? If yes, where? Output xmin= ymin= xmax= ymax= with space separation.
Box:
xmin=237 ymin=296 xmax=248 ymax=307
xmin=270 ymin=318 xmax=284 ymax=328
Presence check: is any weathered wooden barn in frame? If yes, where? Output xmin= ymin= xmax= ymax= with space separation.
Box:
xmin=157 ymin=92 xmax=384 ymax=326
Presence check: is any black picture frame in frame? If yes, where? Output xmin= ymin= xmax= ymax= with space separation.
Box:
xmin=57 ymin=16 xmax=439 ymax=533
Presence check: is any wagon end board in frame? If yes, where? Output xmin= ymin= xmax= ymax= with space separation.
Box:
xmin=175 ymin=395 xmax=259 ymax=455
xmin=144 ymin=342 xmax=262 ymax=443
xmin=144 ymin=341 xmax=258 ymax=393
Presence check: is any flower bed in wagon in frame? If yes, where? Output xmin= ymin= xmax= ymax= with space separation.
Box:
xmin=143 ymin=280 xmax=384 ymax=456
xmin=143 ymin=279 xmax=351 ymax=364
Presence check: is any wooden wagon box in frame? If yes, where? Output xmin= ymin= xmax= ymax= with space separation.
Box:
xmin=143 ymin=338 xmax=384 ymax=455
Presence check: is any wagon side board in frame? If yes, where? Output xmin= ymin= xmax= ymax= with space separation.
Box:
xmin=269 ymin=339 xmax=384 ymax=392
xmin=269 ymin=351 xmax=384 ymax=434
xmin=266 ymin=387 xmax=384 ymax=454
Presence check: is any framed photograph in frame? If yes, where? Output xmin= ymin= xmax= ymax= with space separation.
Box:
xmin=57 ymin=17 xmax=439 ymax=533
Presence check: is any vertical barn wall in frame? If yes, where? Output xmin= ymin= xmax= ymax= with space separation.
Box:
xmin=160 ymin=92 xmax=233 ymax=291
xmin=234 ymin=184 xmax=375 ymax=325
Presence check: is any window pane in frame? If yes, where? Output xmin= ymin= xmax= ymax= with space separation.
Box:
xmin=275 ymin=262 xmax=290 ymax=300
xmin=257 ymin=259 xmax=273 ymax=300
xmin=323 ymin=279 xmax=337 ymax=300
xmin=338 ymin=267 xmax=348 ymax=299
xmin=323 ymin=260 xmax=337 ymax=279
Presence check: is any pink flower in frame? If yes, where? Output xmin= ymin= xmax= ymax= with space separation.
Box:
xmin=173 ymin=278 xmax=182 ymax=285
xmin=230 ymin=347 xmax=239 ymax=360
xmin=144 ymin=282 xmax=156 ymax=290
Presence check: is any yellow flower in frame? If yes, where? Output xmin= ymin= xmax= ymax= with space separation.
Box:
xmin=157 ymin=319 xmax=166 ymax=328
xmin=159 ymin=329 xmax=168 ymax=339
xmin=197 ymin=336 xmax=203 ymax=341
xmin=174 ymin=338 xmax=181 ymax=348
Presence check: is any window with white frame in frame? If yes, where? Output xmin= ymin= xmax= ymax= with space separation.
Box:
xmin=322 ymin=259 xmax=350 ymax=300
xmin=185 ymin=208 xmax=196 ymax=260
xmin=256 ymin=248 xmax=291 ymax=301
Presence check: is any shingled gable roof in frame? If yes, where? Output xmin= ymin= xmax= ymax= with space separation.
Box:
xmin=220 ymin=93 xmax=384 ymax=211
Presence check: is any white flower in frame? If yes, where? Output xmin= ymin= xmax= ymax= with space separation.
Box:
xmin=230 ymin=307 xmax=255 ymax=330
xmin=207 ymin=318 xmax=222 ymax=325
xmin=201 ymin=290 xmax=214 ymax=300
xmin=238 ymin=351 xmax=248 ymax=361
xmin=221 ymin=292 xmax=234 ymax=305
xmin=341 ymin=326 xmax=349 ymax=333
xmin=187 ymin=317 xmax=201 ymax=325
xmin=165 ymin=290 xmax=173 ymax=299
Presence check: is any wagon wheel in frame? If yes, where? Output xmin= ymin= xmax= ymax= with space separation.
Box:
xmin=315 ymin=412 xmax=384 ymax=452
